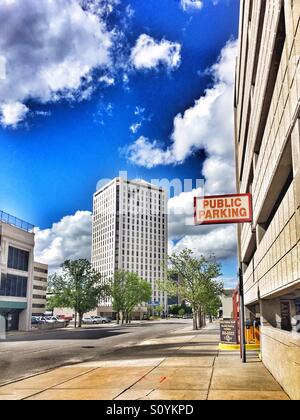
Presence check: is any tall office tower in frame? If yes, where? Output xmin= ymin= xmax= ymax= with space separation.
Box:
xmin=235 ymin=1 xmax=300 ymax=399
xmin=92 ymin=177 xmax=168 ymax=316
xmin=0 ymin=211 xmax=35 ymax=331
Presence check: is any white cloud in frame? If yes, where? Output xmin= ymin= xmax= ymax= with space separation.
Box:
xmin=0 ymin=102 xmax=29 ymax=128
xmin=134 ymin=106 xmax=145 ymax=116
xmin=130 ymin=122 xmax=142 ymax=134
xmin=172 ymin=225 xmax=237 ymax=260
xmin=130 ymin=34 xmax=181 ymax=71
xmin=34 ymin=211 xmax=92 ymax=273
xmin=0 ymin=0 xmax=115 ymax=127
xmin=124 ymin=39 xmax=237 ymax=195
xmin=180 ymin=0 xmax=203 ymax=11
xmin=122 ymin=136 xmax=174 ymax=168
xmin=99 ymin=75 xmax=115 ymax=86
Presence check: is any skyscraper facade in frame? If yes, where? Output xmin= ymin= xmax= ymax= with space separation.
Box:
xmin=92 ymin=178 xmax=168 ymax=316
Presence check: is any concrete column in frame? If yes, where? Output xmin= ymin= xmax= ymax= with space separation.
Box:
xmin=260 ymin=299 xmax=281 ymax=329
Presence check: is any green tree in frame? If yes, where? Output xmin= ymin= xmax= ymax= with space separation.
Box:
xmin=48 ymin=259 xmax=107 ymax=328
xmin=109 ymin=270 xmax=127 ymax=324
xmin=169 ymin=305 xmax=180 ymax=315
xmin=159 ymin=249 xmax=222 ymax=330
xmin=178 ymin=308 xmax=186 ymax=318
xmin=123 ymin=272 xmax=152 ymax=323
xmin=109 ymin=271 xmax=152 ymax=324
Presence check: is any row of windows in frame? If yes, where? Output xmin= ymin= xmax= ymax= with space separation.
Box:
xmin=32 ymin=294 xmax=46 ymax=300
xmin=0 ymin=274 xmax=27 ymax=298
xmin=8 ymin=246 xmax=29 ymax=272
xmin=33 ymin=285 xmax=47 ymax=291
xmin=34 ymin=267 xmax=48 ymax=274
xmin=34 ymin=276 xmax=47 ymax=283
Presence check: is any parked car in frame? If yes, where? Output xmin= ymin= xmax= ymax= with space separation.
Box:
xmin=101 ymin=316 xmax=112 ymax=323
xmin=91 ymin=316 xmax=112 ymax=324
xmin=45 ymin=316 xmax=65 ymax=324
xmin=31 ymin=316 xmax=46 ymax=325
xmin=82 ymin=317 xmax=97 ymax=325
xmin=57 ymin=315 xmax=73 ymax=322
xmin=31 ymin=316 xmax=39 ymax=325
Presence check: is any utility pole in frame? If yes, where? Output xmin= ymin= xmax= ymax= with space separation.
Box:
xmin=239 ymin=265 xmax=246 ymax=363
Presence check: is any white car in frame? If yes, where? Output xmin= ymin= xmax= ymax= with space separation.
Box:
xmin=82 ymin=317 xmax=97 ymax=325
xmin=91 ymin=316 xmax=107 ymax=324
xmin=45 ymin=316 xmax=64 ymax=324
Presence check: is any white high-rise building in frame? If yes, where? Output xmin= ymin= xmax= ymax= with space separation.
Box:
xmin=91 ymin=177 xmax=168 ymax=316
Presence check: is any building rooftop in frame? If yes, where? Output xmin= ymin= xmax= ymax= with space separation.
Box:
xmin=0 ymin=210 xmax=34 ymax=233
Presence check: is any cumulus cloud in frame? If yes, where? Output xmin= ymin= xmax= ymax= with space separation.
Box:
xmin=122 ymin=136 xmax=175 ymax=167
xmin=180 ymin=0 xmax=203 ymax=11
xmin=124 ymin=39 xmax=237 ymax=195
xmin=0 ymin=0 xmax=115 ymax=127
xmin=171 ymin=225 xmax=237 ymax=260
xmin=34 ymin=211 xmax=92 ymax=273
xmin=130 ymin=34 xmax=181 ymax=71
xmin=0 ymin=102 xmax=29 ymax=127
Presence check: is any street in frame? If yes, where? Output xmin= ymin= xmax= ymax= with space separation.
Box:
xmin=0 ymin=319 xmax=189 ymax=386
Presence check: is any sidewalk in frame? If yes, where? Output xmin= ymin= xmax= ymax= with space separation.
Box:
xmin=0 ymin=322 xmax=289 ymax=400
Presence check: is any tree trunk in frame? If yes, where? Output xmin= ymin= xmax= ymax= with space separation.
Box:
xmin=203 ymin=312 xmax=206 ymax=327
xmin=78 ymin=312 xmax=83 ymax=328
xmin=116 ymin=311 xmax=120 ymax=324
xmin=197 ymin=308 xmax=202 ymax=329
xmin=74 ymin=311 xmax=77 ymax=329
xmin=209 ymin=314 xmax=212 ymax=323
xmin=121 ymin=310 xmax=124 ymax=324
xmin=193 ymin=311 xmax=198 ymax=330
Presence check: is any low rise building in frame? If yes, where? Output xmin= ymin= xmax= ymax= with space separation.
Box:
xmin=0 ymin=211 xmax=35 ymax=331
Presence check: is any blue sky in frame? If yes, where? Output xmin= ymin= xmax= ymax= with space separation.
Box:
xmin=0 ymin=0 xmax=240 ymax=283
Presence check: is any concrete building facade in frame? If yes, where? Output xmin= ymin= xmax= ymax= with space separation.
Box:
xmin=0 ymin=211 xmax=35 ymax=331
xmin=91 ymin=177 xmax=168 ymax=316
xmin=235 ymin=0 xmax=300 ymax=399
xmin=32 ymin=262 xmax=48 ymax=316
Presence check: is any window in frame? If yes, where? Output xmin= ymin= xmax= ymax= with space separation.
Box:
xmin=0 ymin=273 xmax=27 ymax=297
xmin=8 ymin=246 xmax=29 ymax=271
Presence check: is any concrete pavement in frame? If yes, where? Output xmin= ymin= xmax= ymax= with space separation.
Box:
xmin=0 ymin=322 xmax=289 ymax=400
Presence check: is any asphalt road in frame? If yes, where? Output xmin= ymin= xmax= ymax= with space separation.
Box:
xmin=0 ymin=319 xmax=190 ymax=385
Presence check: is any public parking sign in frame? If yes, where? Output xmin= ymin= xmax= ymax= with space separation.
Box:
xmin=194 ymin=193 xmax=252 ymax=225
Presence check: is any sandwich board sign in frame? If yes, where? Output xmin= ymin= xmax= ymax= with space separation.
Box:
xmin=194 ymin=193 xmax=252 ymax=225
